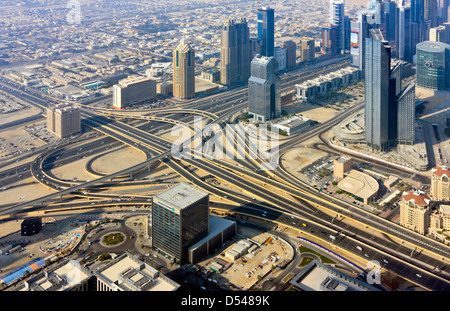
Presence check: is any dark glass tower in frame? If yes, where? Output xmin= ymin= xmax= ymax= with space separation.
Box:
xmin=220 ymin=18 xmax=251 ymax=88
xmin=364 ymin=36 xmax=392 ymax=151
xmin=257 ymin=6 xmax=275 ymax=57
xmin=151 ymin=183 xmax=209 ymax=264
xmin=248 ymin=54 xmax=281 ymax=122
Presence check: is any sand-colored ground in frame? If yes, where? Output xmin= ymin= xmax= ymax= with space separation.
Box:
xmin=0 ymin=182 xmax=55 ymax=205
xmin=51 ymin=156 xmax=96 ymax=182
xmin=0 ymin=106 xmax=43 ymax=126
xmin=282 ymin=147 xmax=329 ymax=181
xmin=282 ymin=102 xmax=340 ymax=124
xmin=90 ymin=147 xmax=147 ymax=175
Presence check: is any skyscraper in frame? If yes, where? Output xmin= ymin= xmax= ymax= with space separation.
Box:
xmin=173 ymin=39 xmax=195 ymax=100
xmin=300 ymin=37 xmax=315 ymax=62
xmin=151 ymin=183 xmax=209 ymax=264
xmin=364 ymin=35 xmax=392 ymax=151
xmin=321 ymin=24 xmax=338 ymax=56
xmin=220 ymin=18 xmax=251 ymax=88
xmin=397 ymin=82 xmax=416 ymax=145
xmin=257 ymin=6 xmax=275 ymax=57
xmin=424 ymin=0 xmax=438 ymax=28
xmin=248 ymin=54 xmax=281 ymax=122
xmin=384 ymin=0 xmax=398 ymax=42
xmin=330 ymin=0 xmax=346 ymax=53
xmin=283 ymin=40 xmax=297 ymax=69
xmin=350 ymin=9 xmax=378 ymax=71
xmin=396 ymin=2 xmax=413 ymax=62
xmin=416 ymin=41 xmax=450 ymax=91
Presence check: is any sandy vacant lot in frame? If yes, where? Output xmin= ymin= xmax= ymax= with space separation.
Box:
xmin=0 ymin=182 xmax=55 ymax=205
xmin=90 ymin=147 xmax=147 ymax=175
xmin=282 ymin=102 xmax=340 ymax=124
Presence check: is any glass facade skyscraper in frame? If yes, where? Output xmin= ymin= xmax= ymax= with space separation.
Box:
xmin=220 ymin=18 xmax=251 ymax=88
xmin=248 ymin=54 xmax=281 ymax=122
xmin=151 ymin=183 xmax=209 ymax=264
xmin=397 ymin=82 xmax=416 ymax=145
xmin=416 ymin=41 xmax=450 ymax=90
xmin=257 ymin=7 xmax=275 ymax=57
xmin=364 ymin=37 xmax=392 ymax=151
xmin=330 ymin=0 xmax=346 ymax=53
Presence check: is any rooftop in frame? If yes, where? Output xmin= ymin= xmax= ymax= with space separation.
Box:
xmin=338 ymin=169 xmax=379 ymax=200
xmin=432 ymin=166 xmax=450 ymax=178
xmin=154 ymin=183 xmax=208 ymax=211
xmin=402 ymin=190 xmax=431 ymax=206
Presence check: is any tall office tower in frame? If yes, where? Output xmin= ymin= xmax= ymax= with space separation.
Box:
xmin=151 ymin=183 xmax=209 ymax=264
xmin=173 ymin=39 xmax=195 ymax=100
xmin=283 ymin=40 xmax=297 ymax=69
xmin=387 ymin=77 xmax=398 ymax=145
xmin=330 ymin=0 xmax=346 ymax=53
xmin=431 ymin=166 xmax=450 ymax=201
xmin=321 ymin=24 xmax=338 ymax=56
xmin=248 ymin=54 xmax=281 ymax=122
xmin=416 ymin=41 xmax=450 ymax=91
xmin=391 ymin=59 xmax=405 ymax=95
xmin=396 ymin=2 xmax=413 ymax=62
xmin=364 ymin=35 xmax=392 ymax=151
xmin=397 ymin=82 xmax=416 ymax=145
xmin=112 ymin=76 xmax=157 ymax=109
xmin=424 ymin=0 xmax=438 ymax=27
xmin=300 ymin=37 xmax=315 ymax=62
xmin=437 ymin=0 xmax=449 ymax=24
xmin=350 ymin=10 xmax=378 ymax=71
xmin=412 ymin=0 xmax=426 ymax=42
xmin=250 ymin=37 xmax=262 ymax=58
xmin=399 ymin=190 xmax=431 ymax=235
xmin=220 ymin=18 xmax=251 ymax=88
xmin=383 ymin=0 xmax=398 ymax=42
xmin=257 ymin=6 xmax=275 ymax=57
xmin=46 ymin=103 xmax=81 ymax=139
xmin=274 ymin=47 xmax=287 ymax=70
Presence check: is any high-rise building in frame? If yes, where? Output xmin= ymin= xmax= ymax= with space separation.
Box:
xmin=424 ymin=0 xmax=438 ymax=28
xmin=330 ymin=0 xmax=346 ymax=53
xmin=112 ymin=76 xmax=157 ymax=109
xmin=416 ymin=41 xmax=450 ymax=91
xmin=151 ymin=183 xmax=209 ymax=264
xmin=300 ymin=37 xmax=315 ymax=62
xmin=173 ymin=39 xmax=195 ymax=100
xmin=321 ymin=24 xmax=338 ymax=56
xmin=384 ymin=0 xmax=398 ymax=42
xmin=350 ymin=10 xmax=378 ymax=71
xmin=283 ymin=40 xmax=297 ymax=69
xmin=399 ymin=190 xmax=431 ymax=235
xmin=431 ymin=166 xmax=450 ymax=201
xmin=412 ymin=0 xmax=426 ymax=41
xmin=396 ymin=2 xmax=413 ymax=62
xmin=274 ymin=47 xmax=287 ymax=70
xmin=250 ymin=37 xmax=263 ymax=58
xmin=46 ymin=103 xmax=81 ymax=139
xmin=220 ymin=18 xmax=251 ymax=88
xmin=248 ymin=54 xmax=281 ymax=122
xmin=397 ymin=82 xmax=416 ymax=145
xmin=257 ymin=6 xmax=275 ymax=57
xmin=364 ymin=35 xmax=392 ymax=151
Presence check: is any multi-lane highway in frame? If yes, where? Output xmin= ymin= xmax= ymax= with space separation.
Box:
xmin=1 ymin=55 xmax=450 ymax=290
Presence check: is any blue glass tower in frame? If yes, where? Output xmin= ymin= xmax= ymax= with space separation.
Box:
xmin=257 ymin=6 xmax=275 ymax=57
xmin=364 ymin=36 xmax=392 ymax=151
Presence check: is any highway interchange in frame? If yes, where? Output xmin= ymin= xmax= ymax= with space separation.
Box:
xmin=1 ymin=55 xmax=450 ymax=291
